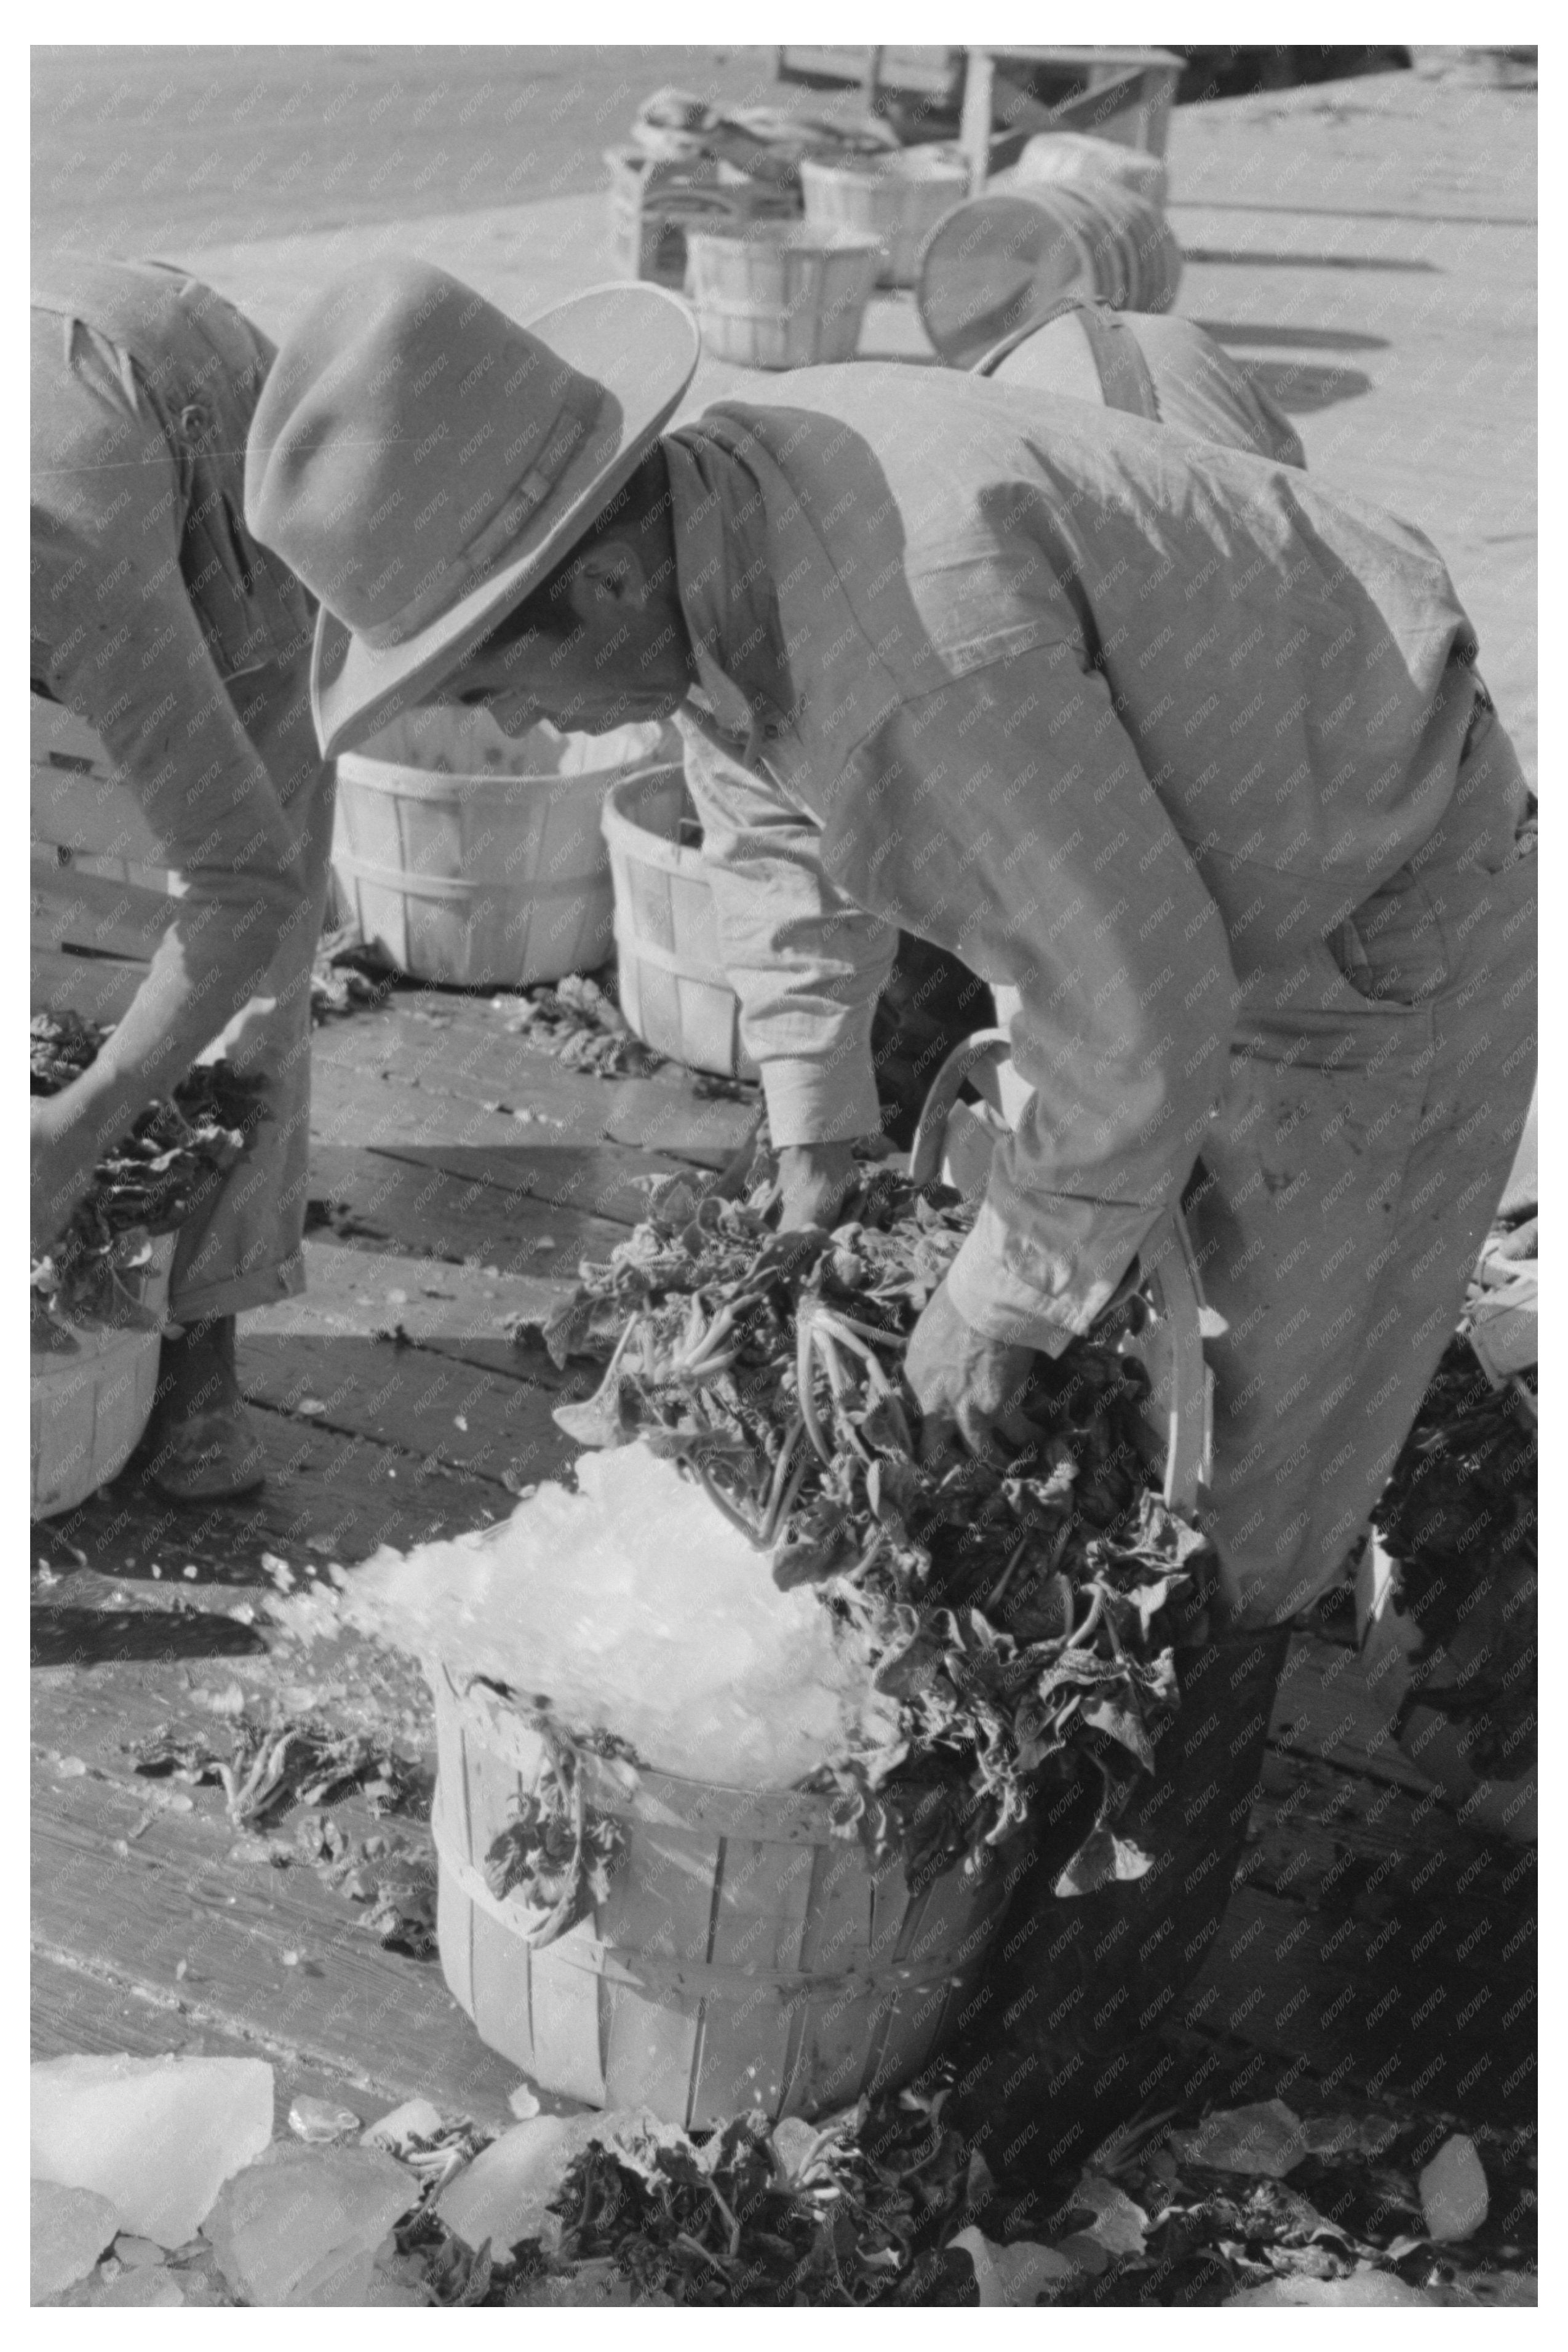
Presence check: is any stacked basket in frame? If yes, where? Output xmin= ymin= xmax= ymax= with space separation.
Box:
xmin=683 ymin=224 xmax=885 ymax=370
xmin=798 ymin=145 xmax=971 ymax=286
xmin=917 ymin=181 xmax=1182 ymax=369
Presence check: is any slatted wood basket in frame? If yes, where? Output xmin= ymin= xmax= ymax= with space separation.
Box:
xmin=605 ymin=145 xmax=800 ymax=287
xmin=30 ymin=1235 xmax=176 ymax=1520
xmin=333 ymin=711 xmax=682 ymax=989
xmin=798 ymin=146 xmax=970 ymax=285
xmin=602 ymin=768 xmax=756 ymax=1079
xmin=431 ymin=1667 xmax=1011 ymax=2127
xmin=31 ymin=693 xmax=179 ymax=1026
xmin=683 ymin=224 xmax=884 ymax=368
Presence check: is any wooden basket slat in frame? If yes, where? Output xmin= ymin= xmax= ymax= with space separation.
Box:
xmin=599 ymin=1820 xmax=711 ymax=2111
xmin=690 ymin=1833 xmax=818 ymax=2118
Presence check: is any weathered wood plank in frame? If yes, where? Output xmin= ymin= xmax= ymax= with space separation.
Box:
xmin=247 ymin=1234 xmax=563 ymax=1350
xmin=31 ymin=944 xmax=150 ymax=1024
xmin=33 ymin=1805 xmax=522 ymax=2128
xmin=1269 ymin=1630 xmax=1432 ymax=1792
xmin=316 ymin=1000 xmax=758 ymax=1169
xmin=48 ymin=1395 xmax=510 ymax=1581
xmin=31 ymin=858 xmax=177 ymax=963
xmin=32 ymin=1948 xmax=408 ymax=2137
xmin=598 ymin=1072 xmax=759 ymax=1169
xmin=241 ymin=1334 xmax=576 ymax=1495
xmin=1182 ymin=1870 xmax=1535 ymax=2126
xmin=308 ymin=1143 xmax=627 ymax=1278
xmin=312 ymin=1061 xmax=686 ymax=1227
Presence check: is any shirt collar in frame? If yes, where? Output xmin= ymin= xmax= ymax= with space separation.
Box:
xmin=665 ymin=429 xmax=790 ymax=744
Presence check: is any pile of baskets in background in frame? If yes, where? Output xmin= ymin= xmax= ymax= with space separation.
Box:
xmin=607 ymin=88 xmax=1182 ymax=371
xmin=605 ymin=88 xmax=897 ymax=295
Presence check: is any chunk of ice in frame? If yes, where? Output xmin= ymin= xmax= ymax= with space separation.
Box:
xmin=1420 ymin=2134 xmax=1489 ymax=2242
xmin=437 ymin=2115 xmax=608 ymax=2255
xmin=1226 ymin=2274 xmax=1436 ymax=2306
xmin=31 ymin=2054 xmax=273 ymax=2249
xmin=332 ymin=1447 xmax=896 ymax=1788
xmin=288 ymin=2095 xmax=362 ymax=2145
xmin=31 ymin=2180 xmax=122 ymax=2301
xmin=203 ymin=2142 xmax=418 ymax=2305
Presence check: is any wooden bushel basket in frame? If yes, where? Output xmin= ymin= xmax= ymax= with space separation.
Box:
xmin=333 ymin=712 xmax=683 ymax=990
xmin=430 ymin=1027 xmax=1209 ymax=2123
xmin=31 ymin=1235 xmax=176 ymax=1520
xmin=602 ymin=770 xmax=758 ymax=1080
xmin=431 ymin=1669 xmax=1011 ymax=2127
xmin=798 ymin=147 xmax=970 ymax=286
xmin=683 ymin=224 xmax=884 ymax=368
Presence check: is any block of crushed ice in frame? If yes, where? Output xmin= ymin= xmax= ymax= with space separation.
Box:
xmin=31 ymin=2055 xmax=273 ymax=2249
xmin=335 ymin=1448 xmax=896 ymax=1788
xmin=437 ymin=2116 xmax=607 ymax=2255
xmin=1420 ymin=2135 xmax=1489 ymax=2242
xmin=288 ymin=2095 xmax=362 ymax=2145
xmin=88 ymin=2266 xmax=186 ymax=2307
xmin=31 ymin=2180 xmax=123 ymax=2300
xmin=1226 ymin=2274 xmax=1435 ymax=2306
xmin=204 ymin=2142 xmax=418 ymax=2305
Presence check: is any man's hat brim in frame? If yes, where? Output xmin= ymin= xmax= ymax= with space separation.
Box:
xmin=310 ymin=283 xmax=699 ymax=759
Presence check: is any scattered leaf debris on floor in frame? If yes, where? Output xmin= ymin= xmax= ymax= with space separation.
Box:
xmin=487 ymin=968 xmax=666 ymax=1079
xmin=38 ymin=2076 xmax=1534 ymax=2306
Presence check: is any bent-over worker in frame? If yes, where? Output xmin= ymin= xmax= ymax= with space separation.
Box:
xmin=245 ymin=263 xmax=1536 ymax=2168
xmin=31 ymin=258 xmax=335 ymax=1499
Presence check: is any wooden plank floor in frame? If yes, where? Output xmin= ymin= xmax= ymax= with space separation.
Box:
xmin=34 ymin=62 xmax=1535 ymax=2152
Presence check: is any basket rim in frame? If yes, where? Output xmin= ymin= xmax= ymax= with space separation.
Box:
xmin=685 ymin=221 xmax=888 ymax=255
xmin=800 ymin=147 xmax=969 ymax=185
xmin=336 ymin=753 xmax=643 ymax=799
xmin=600 ymin=766 xmax=702 ymax=875
xmin=441 ymin=1665 xmax=888 ymax=1846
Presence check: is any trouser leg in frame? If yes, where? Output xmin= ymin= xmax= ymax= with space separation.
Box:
xmin=950 ymin=1625 xmax=1289 ymax=2175
xmin=1189 ymin=716 xmax=1536 ymax=1627
xmin=946 ymin=702 xmax=1533 ymax=2175
xmin=167 ymin=653 xmax=335 ymax=1323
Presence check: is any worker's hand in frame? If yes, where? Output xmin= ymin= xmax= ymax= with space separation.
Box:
xmin=905 ymin=1277 xmax=1043 ymax=1467
xmin=775 ymin=1141 xmax=859 ymax=1233
xmin=31 ymin=1093 xmax=97 ymax=1256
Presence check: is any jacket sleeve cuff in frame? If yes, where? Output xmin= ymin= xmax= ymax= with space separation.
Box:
xmin=760 ymin=1051 xmax=883 ymax=1149
xmin=944 ymin=1194 xmax=1158 ymax=1353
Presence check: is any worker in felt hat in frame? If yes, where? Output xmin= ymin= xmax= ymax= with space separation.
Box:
xmin=249 ymin=260 xmax=1535 ymax=2171
xmin=32 ymin=258 xmax=336 ymax=1502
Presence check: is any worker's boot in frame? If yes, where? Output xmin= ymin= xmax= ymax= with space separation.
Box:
xmin=947 ymin=1622 xmax=1290 ymax=2183
xmin=143 ymin=1315 xmax=267 ymax=1501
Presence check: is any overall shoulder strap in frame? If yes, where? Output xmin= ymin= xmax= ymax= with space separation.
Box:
xmin=1073 ymin=303 xmax=1161 ymax=421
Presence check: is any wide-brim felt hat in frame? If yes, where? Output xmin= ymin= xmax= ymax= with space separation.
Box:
xmin=244 ymin=260 xmax=700 ymax=758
